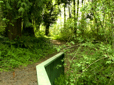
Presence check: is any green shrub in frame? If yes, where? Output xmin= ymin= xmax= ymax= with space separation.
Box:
xmin=55 ymin=75 xmax=67 ymax=85
xmin=0 ymin=36 xmax=56 ymax=71
xmin=55 ymin=42 xmax=114 ymax=85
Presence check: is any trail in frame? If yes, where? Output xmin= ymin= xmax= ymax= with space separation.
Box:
xmin=0 ymin=40 xmax=64 ymax=85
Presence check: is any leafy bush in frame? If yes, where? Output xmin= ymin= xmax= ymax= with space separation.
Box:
xmin=55 ymin=42 xmax=114 ymax=85
xmin=0 ymin=36 xmax=56 ymax=71
xmin=55 ymin=75 xmax=67 ymax=85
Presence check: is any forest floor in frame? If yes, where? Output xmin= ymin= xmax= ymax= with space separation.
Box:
xmin=0 ymin=40 xmax=68 ymax=85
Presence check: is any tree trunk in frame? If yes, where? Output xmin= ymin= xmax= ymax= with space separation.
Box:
xmin=45 ymin=24 xmax=50 ymax=36
xmin=80 ymin=0 xmax=84 ymax=38
xmin=73 ymin=0 xmax=75 ymax=19
xmin=5 ymin=18 xmax=22 ymax=40
xmin=64 ymin=4 xmax=66 ymax=29
xmin=68 ymin=3 xmax=71 ymax=18
xmin=111 ymin=11 xmax=114 ymax=52
xmin=73 ymin=0 xmax=76 ymax=34
xmin=92 ymin=1 xmax=99 ymax=40
xmin=22 ymin=26 xmax=34 ymax=36
xmin=22 ymin=19 xmax=35 ymax=36
xmin=82 ymin=0 xmax=84 ymax=3
xmin=77 ymin=0 xmax=79 ymax=18
xmin=73 ymin=0 xmax=79 ymax=36
xmin=73 ymin=0 xmax=79 ymax=35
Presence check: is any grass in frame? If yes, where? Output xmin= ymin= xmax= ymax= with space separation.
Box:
xmin=0 ymin=36 xmax=56 ymax=72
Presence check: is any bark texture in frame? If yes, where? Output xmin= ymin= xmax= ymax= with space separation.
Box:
xmin=5 ymin=18 xmax=22 ymax=40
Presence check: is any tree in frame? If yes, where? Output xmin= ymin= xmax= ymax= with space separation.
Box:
xmin=43 ymin=0 xmax=60 ymax=36
xmin=1 ymin=0 xmax=46 ymax=40
xmin=56 ymin=0 xmax=71 ymax=32
xmin=22 ymin=0 xmax=45 ymax=36
xmin=1 ymin=0 xmax=32 ymax=40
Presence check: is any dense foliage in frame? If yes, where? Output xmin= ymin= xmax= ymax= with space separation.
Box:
xmin=0 ymin=0 xmax=114 ymax=84
xmin=0 ymin=36 xmax=56 ymax=71
xmin=52 ymin=0 xmax=114 ymax=45
xmin=55 ymin=42 xmax=114 ymax=85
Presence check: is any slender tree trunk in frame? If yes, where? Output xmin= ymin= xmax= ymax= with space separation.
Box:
xmin=73 ymin=0 xmax=76 ymax=18
xmin=112 ymin=24 xmax=114 ymax=52
xmin=73 ymin=0 xmax=76 ymax=34
xmin=45 ymin=24 xmax=50 ymax=36
xmin=0 ymin=6 xmax=2 ymax=28
xmin=94 ymin=4 xmax=99 ymax=39
xmin=80 ymin=0 xmax=84 ymax=37
xmin=64 ymin=4 xmax=66 ymax=29
xmin=74 ymin=0 xmax=79 ymax=36
xmin=111 ymin=10 xmax=114 ymax=51
xmin=82 ymin=0 xmax=84 ymax=3
xmin=91 ymin=0 xmax=99 ymax=39
xmin=68 ymin=4 xmax=71 ymax=18
xmin=77 ymin=0 xmax=79 ymax=18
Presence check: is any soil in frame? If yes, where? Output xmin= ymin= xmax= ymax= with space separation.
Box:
xmin=0 ymin=40 xmax=66 ymax=85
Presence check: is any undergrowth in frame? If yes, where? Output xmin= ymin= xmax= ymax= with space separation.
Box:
xmin=55 ymin=42 xmax=114 ymax=85
xmin=0 ymin=36 xmax=56 ymax=72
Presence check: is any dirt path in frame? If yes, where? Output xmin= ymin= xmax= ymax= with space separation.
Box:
xmin=50 ymin=40 xmax=66 ymax=45
xmin=0 ymin=40 xmax=65 ymax=85
xmin=0 ymin=53 xmax=58 ymax=85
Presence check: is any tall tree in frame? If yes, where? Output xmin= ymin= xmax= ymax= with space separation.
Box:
xmin=22 ymin=0 xmax=45 ymax=36
xmin=1 ymin=0 xmax=46 ymax=39
xmin=56 ymin=0 xmax=71 ymax=30
xmin=43 ymin=0 xmax=60 ymax=36
xmin=1 ymin=0 xmax=27 ymax=40
xmin=1 ymin=0 xmax=32 ymax=40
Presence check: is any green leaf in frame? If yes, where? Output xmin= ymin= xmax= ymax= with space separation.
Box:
xmin=104 ymin=54 xmax=108 ymax=58
xmin=111 ymin=57 xmax=114 ymax=61
xmin=21 ymin=2 xmax=27 ymax=7
xmin=2 ymin=18 xmax=7 ymax=21
xmin=0 ymin=1 xmax=3 ymax=3
xmin=71 ymin=83 xmax=74 ymax=85
xmin=106 ymin=61 xmax=112 ymax=64
xmin=57 ymin=48 xmax=60 ymax=52
xmin=70 ymin=41 xmax=75 ymax=45
xmin=18 ymin=7 xmax=24 ymax=13
xmin=77 ymin=64 xmax=81 ymax=67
